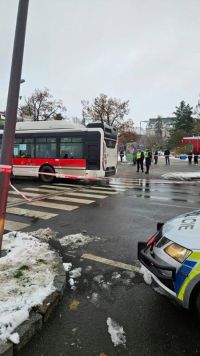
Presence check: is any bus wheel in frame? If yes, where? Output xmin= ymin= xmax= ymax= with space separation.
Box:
xmin=39 ymin=165 xmax=55 ymax=183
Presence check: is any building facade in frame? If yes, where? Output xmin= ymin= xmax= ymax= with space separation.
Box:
xmin=146 ymin=117 xmax=175 ymax=138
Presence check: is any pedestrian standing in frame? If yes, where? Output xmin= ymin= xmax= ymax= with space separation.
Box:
xmin=119 ymin=148 xmax=124 ymax=163
xmin=136 ymin=149 xmax=144 ymax=172
xmin=132 ymin=150 xmax=136 ymax=165
xmin=145 ymin=149 xmax=152 ymax=174
xmin=188 ymin=152 xmax=193 ymax=165
xmin=154 ymin=151 xmax=158 ymax=164
xmin=194 ymin=152 xmax=199 ymax=165
xmin=164 ymin=149 xmax=170 ymax=165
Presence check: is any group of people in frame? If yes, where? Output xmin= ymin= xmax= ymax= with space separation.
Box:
xmin=133 ymin=148 xmax=171 ymax=174
xmin=135 ymin=149 xmax=152 ymax=174
xmin=187 ymin=152 xmax=199 ymax=165
xmin=119 ymin=147 xmax=173 ymax=174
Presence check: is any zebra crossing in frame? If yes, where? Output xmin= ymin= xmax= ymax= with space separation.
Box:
xmin=5 ymin=178 xmax=195 ymax=233
xmin=5 ymin=179 xmax=137 ymax=232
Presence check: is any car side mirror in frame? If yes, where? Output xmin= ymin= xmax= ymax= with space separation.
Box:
xmin=157 ymin=222 xmax=164 ymax=231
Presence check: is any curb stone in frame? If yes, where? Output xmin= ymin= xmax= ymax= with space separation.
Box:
xmin=13 ymin=312 xmax=42 ymax=353
xmin=0 ymin=251 xmax=66 ymax=355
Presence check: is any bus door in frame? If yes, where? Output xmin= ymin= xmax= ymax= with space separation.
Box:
xmin=86 ymin=132 xmax=101 ymax=170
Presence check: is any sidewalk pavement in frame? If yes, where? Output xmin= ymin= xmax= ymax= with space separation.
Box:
xmin=116 ymin=156 xmax=200 ymax=180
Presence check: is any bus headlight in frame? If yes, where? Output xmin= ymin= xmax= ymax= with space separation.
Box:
xmin=164 ymin=243 xmax=191 ymax=263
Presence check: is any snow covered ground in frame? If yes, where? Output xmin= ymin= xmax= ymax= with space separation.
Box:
xmin=0 ymin=231 xmax=59 ymax=343
xmin=162 ymin=171 xmax=200 ymax=180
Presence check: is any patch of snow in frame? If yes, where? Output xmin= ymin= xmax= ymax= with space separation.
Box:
xmin=0 ymin=231 xmax=57 ymax=343
xmin=68 ymin=278 xmax=76 ymax=290
xmin=111 ymin=272 xmax=121 ymax=280
xmin=93 ymin=274 xmax=104 ymax=284
xmin=63 ymin=263 xmax=72 ymax=272
xmin=69 ymin=278 xmax=74 ymax=286
xmin=90 ymin=292 xmax=99 ymax=305
xmin=31 ymin=227 xmax=57 ymax=241
xmin=140 ymin=265 xmax=152 ymax=285
xmin=122 ymin=271 xmax=135 ymax=279
xmin=85 ymin=265 xmax=92 ymax=273
xmin=162 ymin=172 xmax=200 ymax=181
xmin=59 ymin=233 xmax=99 ymax=250
xmin=69 ymin=268 xmax=82 ymax=279
xmin=8 ymin=332 xmax=20 ymax=344
xmin=101 ymin=282 xmax=111 ymax=291
xmin=106 ymin=317 xmax=126 ymax=348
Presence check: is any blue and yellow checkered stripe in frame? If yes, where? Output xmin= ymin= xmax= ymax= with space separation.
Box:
xmin=176 ymin=252 xmax=200 ymax=301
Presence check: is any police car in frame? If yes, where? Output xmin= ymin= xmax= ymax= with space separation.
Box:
xmin=138 ymin=210 xmax=200 ymax=316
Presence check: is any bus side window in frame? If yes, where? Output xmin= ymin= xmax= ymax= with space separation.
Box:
xmin=61 ymin=152 xmax=68 ymax=158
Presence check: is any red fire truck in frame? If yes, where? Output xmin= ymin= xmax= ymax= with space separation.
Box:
xmin=182 ymin=137 xmax=200 ymax=153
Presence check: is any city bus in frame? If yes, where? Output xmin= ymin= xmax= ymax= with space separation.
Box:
xmin=0 ymin=120 xmax=118 ymax=183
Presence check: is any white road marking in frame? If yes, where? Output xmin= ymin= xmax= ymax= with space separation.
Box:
xmin=80 ymin=188 xmax=118 ymax=195
xmin=145 ymin=201 xmax=196 ymax=209
xmin=65 ymin=192 xmax=107 ymax=199
xmin=6 ymin=207 xmax=57 ymax=220
xmin=5 ymin=220 xmax=29 ymax=231
xmin=7 ymin=196 xmax=22 ymax=203
xmin=49 ymin=195 xmax=94 ymax=204
xmin=109 ymin=184 xmax=137 ymax=189
xmin=52 ymin=183 xmax=84 ymax=188
xmin=23 ymin=187 xmax=66 ymax=194
xmin=90 ymin=186 xmax=126 ymax=192
xmin=81 ymin=253 xmax=140 ymax=272
xmin=27 ymin=201 xmax=78 ymax=211
xmin=40 ymin=185 xmax=74 ymax=191
xmin=9 ymin=191 xmax=42 ymax=198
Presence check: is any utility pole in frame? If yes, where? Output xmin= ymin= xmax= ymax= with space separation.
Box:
xmin=0 ymin=0 xmax=29 ymax=253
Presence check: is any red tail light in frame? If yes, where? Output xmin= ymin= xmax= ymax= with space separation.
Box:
xmin=147 ymin=233 xmax=157 ymax=247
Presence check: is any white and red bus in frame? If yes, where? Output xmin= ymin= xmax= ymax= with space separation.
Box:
xmin=0 ymin=120 xmax=118 ymax=183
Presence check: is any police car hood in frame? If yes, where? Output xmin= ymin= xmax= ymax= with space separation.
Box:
xmin=162 ymin=210 xmax=200 ymax=250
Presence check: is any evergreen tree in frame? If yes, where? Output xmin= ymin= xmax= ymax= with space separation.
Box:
xmin=173 ymin=100 xmax=194 ymax=133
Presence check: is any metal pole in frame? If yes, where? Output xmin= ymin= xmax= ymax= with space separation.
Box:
xmin=0 ymin=0 xmax=29 ymax=253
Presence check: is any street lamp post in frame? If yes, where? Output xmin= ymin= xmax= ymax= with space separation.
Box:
xmin=0 ymin=0 xmax=29 ymax=254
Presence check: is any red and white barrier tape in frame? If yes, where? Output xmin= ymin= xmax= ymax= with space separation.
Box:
xmin=0 ymin=164 xmax=12 ymax=174
xmin=9 ymin=183 xmax=32 ymax=202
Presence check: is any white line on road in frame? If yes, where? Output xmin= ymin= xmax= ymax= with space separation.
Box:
xmin=66 ymin=192 xmax=107 ymax=199
xmin=27 ymin=201 xmax=78 ymax=211
xmin=80 ymin=188 xmax=118 ymax=195
xmin=5 ymin=220 xmax=29 ymax=231
xmin=81 ymin=253 xmax=140 ymax=272
xmin=9 ymin=191 xmax=42 ymax=198
xmin=49 ymin=195 xmax=95 ymax=204
xmin=6 ymin=207 xmax=57 ymax=220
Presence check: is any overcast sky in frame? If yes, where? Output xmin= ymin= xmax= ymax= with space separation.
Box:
xmin=1 ymin=0 xmax=200 ymax=127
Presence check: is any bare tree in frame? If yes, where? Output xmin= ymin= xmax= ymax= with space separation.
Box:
xmin=19 ymin=88 xmax=67 ymax=121
xmin=81 ymin=93 xmax=129 ymax=128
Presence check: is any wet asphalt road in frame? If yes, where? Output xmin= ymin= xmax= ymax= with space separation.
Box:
xmin=9 ymin=161 xmax=200 ymax=356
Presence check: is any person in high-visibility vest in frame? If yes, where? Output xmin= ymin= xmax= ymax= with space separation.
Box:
xmin=144 ymin=149 xmax=152 ymax=174
xmin=136 ymin=149 xmax=144 ymax=172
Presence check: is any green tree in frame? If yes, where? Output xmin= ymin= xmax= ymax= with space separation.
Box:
xmin=167 ymin=129 xmax=186 ymax=150
xmin=19 ymin=88 xmax=66 ymax=121
xmin=167 ymin=101 xmax=194 ymax=150
xmin=173 ymin=100 xmax=194 ymax=133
